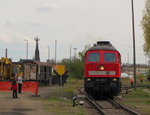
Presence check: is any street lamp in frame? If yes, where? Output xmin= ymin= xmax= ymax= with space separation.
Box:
xmin=47 ymin=46 xmax=50 ymax=62
xmin=73 ymin=48 xmax=77 ymax=60
xmin=24 ymin=39 xmax=28 ymax=59
xmin=55 ymin=40 xmax=57 ymax=64
xmin=131 ymin=0 xmax=136 ymax=89
xmin=70 ymin=45 xmax=72 ymax=61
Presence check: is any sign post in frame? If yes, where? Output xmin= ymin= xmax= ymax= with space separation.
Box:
xmin=60 ymin=75 xmax=63 ymax=98
xmin=55 ymin=65 xmax=65 ymax=98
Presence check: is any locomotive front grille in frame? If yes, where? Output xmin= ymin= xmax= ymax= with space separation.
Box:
xmin=89 ymin=71 xmax=116 ymax=75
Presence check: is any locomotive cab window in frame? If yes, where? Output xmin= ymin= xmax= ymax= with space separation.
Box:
xmin=88 ymin=53 xmax=100 ymax=62
xmin=104 ymin=53 xmax=116 ymax=62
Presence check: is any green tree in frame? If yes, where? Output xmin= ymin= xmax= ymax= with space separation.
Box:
xmin=141 ymin=0 xmax=150 ymax=57
xmin=78 ymin=44 xmax=91 ymax=61
xmin=60 ymin=44 xmax=91 ymax=79
xmin=61 ymin=58 xmax=84 ymax=79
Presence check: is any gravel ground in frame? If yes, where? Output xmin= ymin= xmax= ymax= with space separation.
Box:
xmin=0 ymin=86 xmax=59 ymax=115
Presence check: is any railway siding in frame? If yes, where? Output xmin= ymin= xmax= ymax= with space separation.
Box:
xmin=78 ymin=87 xmax=141 ymax=115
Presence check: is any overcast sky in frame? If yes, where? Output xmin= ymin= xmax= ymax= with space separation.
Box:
xmin=0 ymin=0 xmax=146 ymax=64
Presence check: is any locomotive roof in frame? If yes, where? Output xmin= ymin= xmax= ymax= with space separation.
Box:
xmin=87 ymin=41 xmax=118 ymax=51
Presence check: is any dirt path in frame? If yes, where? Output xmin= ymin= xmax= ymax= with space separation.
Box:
xmin=0 ymin=86 xmax=59 ymax=115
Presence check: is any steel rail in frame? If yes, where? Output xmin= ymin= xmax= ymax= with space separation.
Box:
xmin=78 ymin=87 xmax=140 ymax=115
xmin=87 ymin=97 xmax=105 ymax=115
xmin=78 ymin=87 xmax=105 ymax=115
xmin=109 ymin=99 xmax=140 ymax=115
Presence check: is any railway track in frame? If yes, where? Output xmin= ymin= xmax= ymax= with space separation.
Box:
xmin=78 ymin=87 xmax=140 ymax=115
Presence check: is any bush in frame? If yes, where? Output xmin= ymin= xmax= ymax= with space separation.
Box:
xmin=60 ymin=58 xmax=84 ymax=79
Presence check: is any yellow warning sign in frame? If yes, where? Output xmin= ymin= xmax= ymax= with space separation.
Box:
xmin=55 ymin=65 xmax=65 ymax=76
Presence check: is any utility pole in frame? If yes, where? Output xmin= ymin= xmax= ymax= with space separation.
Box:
xmin=5 ymin=48 xmax=8 ymax=58
xmin=24 ymin=39 xmax=28 ymax=59
xmin=73 ymin=48 xmax=77 ymax=60
xmin=131 ymin=0 xmax=136 ymax=90
xmin=47 ymin=46 xmax=50 ymax=62
xmin=127 ymin=53 xmax=129 ymax=64
xmin=55 ymin=40 xmax=57 ymax=64
xmin=70 ymin=45 xmax=72 ymax=61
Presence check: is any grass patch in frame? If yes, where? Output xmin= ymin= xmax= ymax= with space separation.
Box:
xmin=42 ymin=78 xmax=87 ymax=115
xmin=143 ymin=81 xmax=150 ymax=85
xmin=123 ymin=88 xmax=149 ymax=98
xmin=146 ymin=100 xmax=150 ymax=104
xmin=121 ymin=88 xmax=150 ymax=114
xmin=63 ymin=78 xmax=84 ymax=98
xmin=140 ymin=107 xmax=150 ymax=115
xmin=67 ymin=78 xmax=84 ymax=87
xmin=47 ymin=97 xmax=66 ymax=102
xmin=46 ymin=100 xmax=86 ymax=115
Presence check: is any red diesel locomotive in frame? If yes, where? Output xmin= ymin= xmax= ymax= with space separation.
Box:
xmin=84 ymin=41 xmax=121 ymax=98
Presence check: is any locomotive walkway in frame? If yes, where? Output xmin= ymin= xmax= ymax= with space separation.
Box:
xmin=0 ymin=86 xmax=57 ymax=115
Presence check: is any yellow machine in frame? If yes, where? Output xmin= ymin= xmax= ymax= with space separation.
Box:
xmin=0 ymin=57 xmax=12 ymax=80
xmin=0 ymin=57 xmax=21 ymax=81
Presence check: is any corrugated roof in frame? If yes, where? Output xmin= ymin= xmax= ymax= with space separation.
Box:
xmin=35 ymin=61 xmax=52 ymax=66
xmin=19 ymin=59 xmax=52 ymax=67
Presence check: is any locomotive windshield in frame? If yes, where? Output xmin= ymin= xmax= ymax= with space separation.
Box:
xmin=104 ymin=53 xmax=116 ymax=62
xmin=88 ymin=53 xmax=100 ymax=62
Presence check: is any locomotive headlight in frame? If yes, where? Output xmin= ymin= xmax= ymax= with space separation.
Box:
xmin=113 ymin=78 xmax=117 ymax=81
xmin=100 ymin=66 xmax=104 ymax=70
xmin=87 ymin=78 xmax=91 ymax=81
